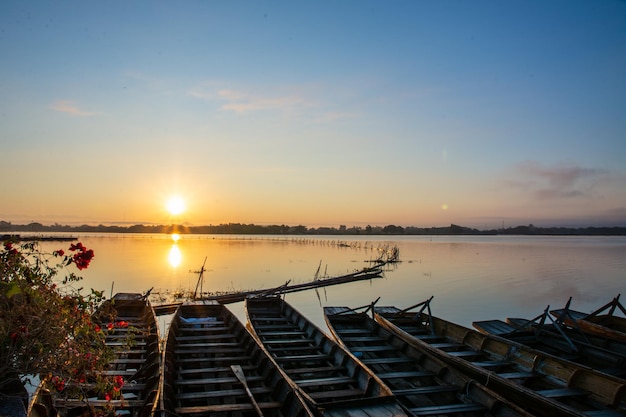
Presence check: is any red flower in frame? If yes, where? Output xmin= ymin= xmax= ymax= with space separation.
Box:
xmin=4 ymin=242 xmax=18 ymax=256
xmin=72 ymin=248 xmax=94 ymax=270
xmin=107 ymin=323 xmax=114 ymax=331
xmin=69 ymin=242 xmax=86 ymax=252
xmin=114 ymin=375 xmax=124 ymax=388
xmin=53 ymin=249 xmax=65 ymax=257
xmin=105 ymin=392 xmax=112 ymax=401
xmin=52 ymin=376 xmax=65 ymax=392
xmin=116 ymin=321 xmax=129 ymax=328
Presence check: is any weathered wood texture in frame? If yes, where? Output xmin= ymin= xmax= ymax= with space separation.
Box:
xmin=29 ymin=293 xmax=161 ymax=417
xmin=159 ymin=301 xmax=314 ymax=417
xmin=376 ymin=305 xmax=626 ymax=417
xmin=246 ymin=297 xmax=408 ymax=416
xmin=324 ymin=306 xmax=539 ymax=417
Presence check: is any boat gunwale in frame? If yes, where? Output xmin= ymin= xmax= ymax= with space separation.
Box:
xmin=323 ymin=306 xmax=541 ymax=417
xmin=244 ymin=296 xmax=403 ymax=413
xmin=374 ymin=306 xmax=626 ymax=417
xmin=159 ymin=300 xmax=315 ymax=417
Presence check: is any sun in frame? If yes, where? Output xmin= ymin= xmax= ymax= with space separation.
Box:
xmin=166 ymin=196 xmax=186 ymax=216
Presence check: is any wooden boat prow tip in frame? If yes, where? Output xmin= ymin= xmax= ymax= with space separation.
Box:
xmin=28 ymin=292 xmax=161 ymax=417
xmin=245 ymin=296 xmax=409 ymax=416
xmin=551 ymin=295 xmax=626 ymax=344
xmin=325 ymin=305 xmax=539 ymax=417
xmin=375 ymin=301 xmax=626 ymax=417
xmin=160 ymin=299 xmax=315 ymax=417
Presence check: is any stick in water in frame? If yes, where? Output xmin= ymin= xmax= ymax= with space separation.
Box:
xmin=231 ymin=365 xmax=264 ymax=416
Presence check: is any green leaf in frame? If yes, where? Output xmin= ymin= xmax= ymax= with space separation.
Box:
xmin=6 ymin=282 xmax=22 ymax=298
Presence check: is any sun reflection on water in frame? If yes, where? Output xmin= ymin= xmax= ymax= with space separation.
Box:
xmin=168 ymin=244 xmax=182 ymax=268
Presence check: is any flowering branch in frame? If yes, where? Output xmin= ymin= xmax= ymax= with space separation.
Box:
xmin=0 ymin=240 xmax=125 ymax=411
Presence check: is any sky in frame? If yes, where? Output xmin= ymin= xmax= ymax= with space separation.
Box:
xmin=1 ymin=1 xmax=625 ymax=229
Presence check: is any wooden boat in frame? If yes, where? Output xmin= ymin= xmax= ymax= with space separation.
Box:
xmin=474 ymin=305 xmax=626 ymax=378
xmin=160 ymin=300 xmax=314 ymax=417
xmin=29 ymin=292 xmax=161 ymax=417
xmin=324 ymin=304 xmax=538 ymax=417
xmin=245 ymin=296 xmax=409 ymax=416
xmin=551 ymin=295 xmax=626 ymax=344
xmin=374 ymin=298 xmax=626 ymax=417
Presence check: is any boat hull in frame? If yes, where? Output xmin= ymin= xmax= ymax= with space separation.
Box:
xmin=324 ymin=306 xmax=538 ymax=417
xmin=375 ymin=306 xmax=626 ymax=417
xmin=245 ymin=297 xmax=408 ymax=416
xmin=160 ymin=300 xmax=314 ymax=417
xmin=29 ymin=292 xmax=161 ymax=417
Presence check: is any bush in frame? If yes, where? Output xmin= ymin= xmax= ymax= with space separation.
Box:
xmin=1 ymin=240 xmax=122 ymax=409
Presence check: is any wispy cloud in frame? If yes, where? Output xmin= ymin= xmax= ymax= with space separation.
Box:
xmin=190 ymin=86 xmax=310 ymax=114
xmin=507 ymin=161 xmax=608 ymax=200
xmin=50 ymin=100 xmax=99 ymax=116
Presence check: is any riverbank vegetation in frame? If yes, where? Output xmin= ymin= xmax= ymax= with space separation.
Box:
xmin=2 ymin=220 xmax=626 ymax=236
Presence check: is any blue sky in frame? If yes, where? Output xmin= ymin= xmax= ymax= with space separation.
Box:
xmin=1 ymin=1 xmax=625 ymax=228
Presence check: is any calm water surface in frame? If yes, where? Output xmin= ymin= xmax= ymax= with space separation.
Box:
xmin=36 ymin=234 xmax=625 ymax=332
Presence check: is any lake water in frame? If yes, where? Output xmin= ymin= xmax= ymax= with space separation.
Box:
xmin=34 ymin=234 xmax=626 ymax=333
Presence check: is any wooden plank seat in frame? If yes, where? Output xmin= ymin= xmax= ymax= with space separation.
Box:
xmin=447 ymin=350 xmax=482 ymax=357
xmin=377 ymin=370 xmax=433 ymax=379
xmin=175 ymin=355 xmax=252 ymax=364
xmin=410 ymin=402 xmax=486 ymax=416
xmin=473 ymin=320 xmax=517 ymax=336
xmin=497 ymin=371 xmax=536 ymax=379
xmin=535 ymin=388 xmax=589 ymax=398
xmin=470 ymin=360 xmax=514 ymax=368
xmin=308 ymin=389 xmax=364 ymax=401
xmin=429 ymin=342 xmax=467 ymax=350
xmin=252 ymin=323 xmax=300 ymax=331
xmin=248 ymin=315 xmax=288 ymax=322
xmin=179 ymin=325 xmax=229 ymax=332
xmin=177 ymin=364 xmax=256 ymax=375
xmin=175 ymin=401 xmax=282 ymax=414
xmin=342 ymin=335 xmax=388 ymax=343
xmin=174 ymin=347 xmax=246 ymax=355
xmin=173 ymin=341 xmax=241 ymax=348
xmin=362 ymin=357 xmax=414 ymax=365
xmin=394 ymin=385 xmax=460 ymax=396
xmin=266 ymin=345 xmax=321 ymax=354
xmin=175 ymin=386 xmax=272 ymax=400
xmin=174 ymin=333 xmax=236 ymax=341
xmin=294 ymin=376 xmax=355 ymax=387
xmin=175 ymin=375 xmax=265 ymax=385
xmin=274 ymin=353 xmax=329 ymax=362
xmin=416 ymin=334 xmax=445 ymax=341
xmin=347 ymin=345 xmax=397 ymax=352
xmin=400 ymin=326 xmax=429 ymax=334
xmin=287 ymin=365 xmax=345 ymax=375
xmin=264 ymin=335 xmax=315 ymax=345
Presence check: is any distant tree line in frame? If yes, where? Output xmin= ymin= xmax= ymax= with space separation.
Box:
xmin=2 ymin=220 xmax=625 ymax=236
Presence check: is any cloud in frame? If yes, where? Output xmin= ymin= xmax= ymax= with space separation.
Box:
xmin=507 ymin=161 xmax=609 ymax=200
xmin=189 ymin=85 xmax=311 ymax=114
xmin=50 ymin=101 xmax=99 ymax=116
xmin=219 ymin=89 xmax=308 ymax=113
